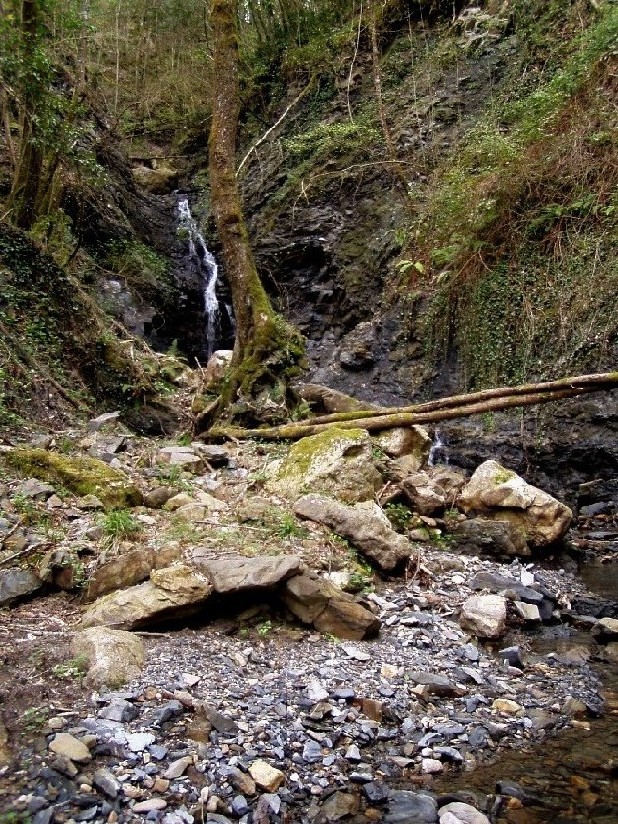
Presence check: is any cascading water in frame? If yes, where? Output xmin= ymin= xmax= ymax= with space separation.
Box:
xmin=428 ymin=429 xmax=449 ymax=466
xmin=177 ymin=197 xmax=222 ymax=360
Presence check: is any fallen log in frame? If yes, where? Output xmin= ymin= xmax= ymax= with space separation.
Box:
xmin=300 ymin=372 xmax=618 ymax=426
xmin=206 ymin=371 xmax=618 ymax=441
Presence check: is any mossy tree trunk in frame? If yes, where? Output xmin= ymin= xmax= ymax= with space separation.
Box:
xmin=9 ymin=0 xmax=45 ymax=229
xmin=207 ymin=0 xmax=305 ymax=426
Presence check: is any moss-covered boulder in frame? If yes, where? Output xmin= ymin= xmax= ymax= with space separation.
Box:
xmin=4 ymin=448 xmax=142 ymax=510
xmin=265 ymin=427 xmax=382 ymax=503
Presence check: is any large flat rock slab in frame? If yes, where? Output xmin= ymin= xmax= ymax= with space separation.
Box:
xmin=190 ymin=551 xmax=302 ymax=593
xmin=80 ymin=563 xmax=213 ymax=630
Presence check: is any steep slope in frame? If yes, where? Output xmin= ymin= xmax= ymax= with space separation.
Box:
xmin=0 ymin=220 xmax=183 ymax=434
xmin=229 ymin=0 xmax=617 ymax=404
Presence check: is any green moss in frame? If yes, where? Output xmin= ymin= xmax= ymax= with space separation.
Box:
xmin=4 ymin=448 xmax=142 ymax=510
xmin=282 ymin=427 xmax=369 ymax=479
xmin=493 ymin=467 xmax=516 ymax=485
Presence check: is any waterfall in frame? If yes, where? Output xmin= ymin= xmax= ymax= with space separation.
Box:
xmin=428 ymin=429 xmax=449 ymax=466
xmin=177 ymin=197 xmax=221 ymax=360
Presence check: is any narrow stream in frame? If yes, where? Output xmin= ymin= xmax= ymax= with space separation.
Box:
xmin=434 ymin=560 xmax=618 ymax=823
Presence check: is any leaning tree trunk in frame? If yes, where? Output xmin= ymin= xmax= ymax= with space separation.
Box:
xmin=206 ymin=0 xmax=305 ymax=426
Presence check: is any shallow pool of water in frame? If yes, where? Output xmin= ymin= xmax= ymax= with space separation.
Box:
xmin=432 ymin=559 xmax=618 ymax=822
xmin=580 ymin=561 xmax=618 ymax=601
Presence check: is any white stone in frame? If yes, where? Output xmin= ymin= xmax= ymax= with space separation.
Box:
xmin=439 ymin=801 xmax=491 ymax=824
xmin=460 ymin=594 xmax=507 ymax=638
xmin=306 ymin=680 xmax=329 ymax=702
xmin=163 ymin=756 xmax=192 ymax=779
xmin=514 ymin=601 xmax=541 ymax=622
xmin=133 ymin=798 xmax=167 ymax=812
xmin=125 ymin=732 xmax=156 ymax=752
xmin=421 ymin=758 xmax=443 ymax=774
xmin=520 ymin=569 xmax=535 ymax=586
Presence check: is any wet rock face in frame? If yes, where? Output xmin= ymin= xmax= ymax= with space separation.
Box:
xmin=234 ymin=9 xmax=520 ymax=406
xmin=445 ymin=395 xmax=618 ymax=506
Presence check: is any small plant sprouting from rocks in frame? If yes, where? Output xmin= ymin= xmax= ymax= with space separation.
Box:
xmin=155 ymin=463 xmax=192 ymax=491
xmin=99 ymin=509 xmax=143 ymax=539
xmin=162 ymin=516 xmax=203 ymax=545
xmin=345 ymin=550 xmax=374 ymax=594
xmin=371 ymin=446 xmax=387 ymax=462
xmin=0 ymin=812 xmax=33 ymax=824
xmin=21 ymin=706 xmax=48 ymax=732
xmin=256 ymin=619 xmax=273 ymax=637
xmin=10 ymin=493 xmax=40 ymax=525
xmin=52 ymin=655 xmax=89 ymax=680
xmin=384 ymin=502 xmax=413 ymax=532
xmin=276 ymin=512 xmax=308 ymax=540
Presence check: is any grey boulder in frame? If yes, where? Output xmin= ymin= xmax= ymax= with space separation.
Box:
xmin=294 ymin=494 xmax=411 ymax=572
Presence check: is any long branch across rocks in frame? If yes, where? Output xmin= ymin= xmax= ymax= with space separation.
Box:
xmin=205 ymin=371 xmax=618 ymax=441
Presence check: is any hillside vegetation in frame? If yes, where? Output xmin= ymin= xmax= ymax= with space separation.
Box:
xmin=0 ymin=0 xmax=616 ymax=429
